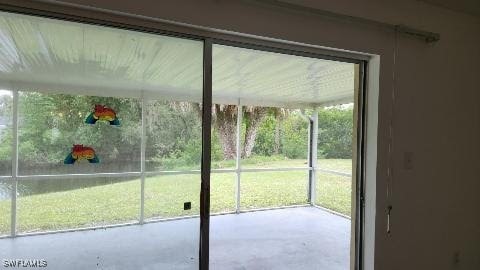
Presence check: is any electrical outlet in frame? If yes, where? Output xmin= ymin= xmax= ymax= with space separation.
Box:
xmin=184 ymin=202 xmax=191 ymax=210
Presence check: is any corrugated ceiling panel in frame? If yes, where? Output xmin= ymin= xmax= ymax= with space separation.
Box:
xmin=212 ymin=44 xmax=354 ymax=107
xmin=0 ymin=12 xmax=354 ymax=107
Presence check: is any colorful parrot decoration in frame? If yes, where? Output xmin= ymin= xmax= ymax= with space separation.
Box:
xmin=64 ymin=144 xmax=100 ymax=164
xmin=85 ymin=105 xmax=120 ymax=126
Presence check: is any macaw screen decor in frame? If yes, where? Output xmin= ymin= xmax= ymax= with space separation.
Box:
xmin=64 ymin=144 xmax=100 ymax=164
xmin=85 ymin=105 xmax=120 ymax=126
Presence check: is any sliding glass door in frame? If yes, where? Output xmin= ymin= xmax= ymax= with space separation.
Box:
xmin=209 ymin=43 xmax=358 ymax=270
xmin=0 ymin=11 xmax=204 ymax=269
xmin=0 ymin=9 xmax=365 ymax=270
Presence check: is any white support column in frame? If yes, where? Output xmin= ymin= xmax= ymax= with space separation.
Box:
xmin=307 ymin=117 xmax=312 ymax=203
xmin=235 ymin=102 xmax=242 ymax=213
xmin=139 ymin=95 xmax=146 ymax=224
xmin=310 ymin=108 xmax=319 ymax=205
xmin=11 ymin=90 xmax=19 ymax=236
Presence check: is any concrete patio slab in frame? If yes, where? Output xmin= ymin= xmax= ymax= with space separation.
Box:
xmin=0 ymin=207 xmax=350 ymax=270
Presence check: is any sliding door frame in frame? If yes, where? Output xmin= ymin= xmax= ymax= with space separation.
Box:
xmin=0 ymin=3 xmax=370 ymax=270
xmin=200 ymin=39 xmax=213 ymax=270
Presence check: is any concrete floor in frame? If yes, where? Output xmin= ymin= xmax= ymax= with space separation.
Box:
xmin=0 ymin=207 xmax=350 ymax=270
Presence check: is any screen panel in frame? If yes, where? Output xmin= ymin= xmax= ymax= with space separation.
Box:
xmin=240 ymin=109 xmax=309 ymax=169
xmin=0 ymin=90 xmax=12 ymax=176
xmin=144 ymin=174 xmax=200 ymax=219
xmin=316 ymin=170 xmax=352 ymax=217
xmin=0 ymin=180 xmax=11 ymax=236
xmin=240 ymin=171 xmax=309 ymax=210
xmin=210 ymin=173 xmax=236 ymax=214
xmin=145 ymin=100 xmax=202 ymax=172
xmin=17 ymin=92 xmax=142 ymax=175
xmin=17 ymin=177 xmax=140 ymax=233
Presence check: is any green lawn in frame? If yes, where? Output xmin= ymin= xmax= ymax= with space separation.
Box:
xmin=0 ymin=159 xmax=352 ymax=235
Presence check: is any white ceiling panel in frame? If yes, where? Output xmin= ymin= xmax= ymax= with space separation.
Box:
xmin=0 ymin=11 xmax=356 ymax=108
xmin=213 ymin=45 xmax=355 ymax=107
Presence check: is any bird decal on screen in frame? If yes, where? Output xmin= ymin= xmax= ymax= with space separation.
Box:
xmin=85 ymin=104 xmax=120 ymax=126
xmin=64 ymin=144 xmax=100 ymax=164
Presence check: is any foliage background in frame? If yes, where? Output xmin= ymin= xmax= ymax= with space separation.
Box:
xmin=0 ymin=92 xmax=354 ymax=173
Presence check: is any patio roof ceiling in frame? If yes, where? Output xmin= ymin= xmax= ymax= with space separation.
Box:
xmin=0 ymin=11 xmax=355 ymax=108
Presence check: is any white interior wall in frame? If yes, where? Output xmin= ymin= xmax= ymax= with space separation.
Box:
xmin=1 ymin=0 xmax=479 ymax=269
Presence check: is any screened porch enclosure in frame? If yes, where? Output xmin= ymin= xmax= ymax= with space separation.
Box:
xmin=0 ymin=11 xmax=358 ymax=270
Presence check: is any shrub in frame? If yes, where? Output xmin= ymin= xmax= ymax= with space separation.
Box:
xmin=252 ymin=115 xmax=276 ymax=156
xmin=282 ymin=114 xmax=308 ymax=159
xmin=317 ymin=107 xmax=353 ymax=159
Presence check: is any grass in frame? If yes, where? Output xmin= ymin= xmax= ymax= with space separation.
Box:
xmin=0 ymin=159 xmax=352 ymax=235
xmin=316 ymin=172 xmax=352 ymax=216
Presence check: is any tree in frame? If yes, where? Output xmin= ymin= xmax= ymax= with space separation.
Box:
xmin=242 ymin=106 xmax=268 ymax=158
xmin=317 ymin=106 xmax=353 ymax=159
xmin=272 ymin=108 xmax=288 ymax=155
xmin=145 ymin=101 xmax=201 ymax=165
xmin=211 ymin=104 xmax=271 ymax=160
xmin=282 ymin=113 xmax=309 ymax=159
xmin=213 ymin=104 xmax=237 ymax=159
xmin=0 ymin=93 xmax=13 ymax=173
